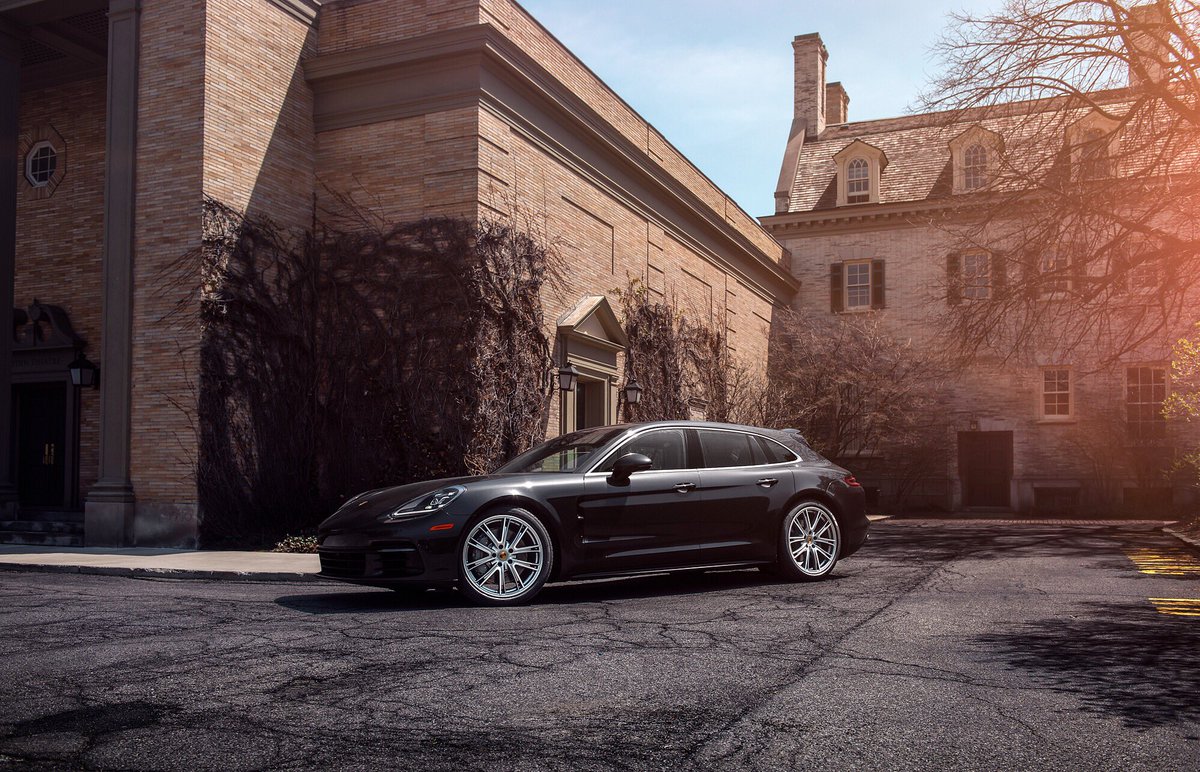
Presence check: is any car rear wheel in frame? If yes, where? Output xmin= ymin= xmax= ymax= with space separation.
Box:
xmin=777 ymin=501 xmax=841 ymax=580
xmin=457 ymin=509 xmax=553 ymax=606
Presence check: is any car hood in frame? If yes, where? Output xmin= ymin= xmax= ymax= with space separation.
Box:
xmin=318 ymin=474 xmax=496 ymax=531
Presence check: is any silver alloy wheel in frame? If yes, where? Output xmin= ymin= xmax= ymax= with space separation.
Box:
xmin=461 ymin=514 xmax=546 ymax=600
xmin=787 ymin=504 xmax=840 ymax=576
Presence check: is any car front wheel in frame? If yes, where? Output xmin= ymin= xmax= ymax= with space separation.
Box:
xmin=777 ymin=501 xmax=841 ymax=580
xmin=457 ymin=509 xmax=553 ymax=606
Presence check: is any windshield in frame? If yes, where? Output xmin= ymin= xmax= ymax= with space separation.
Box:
xmin=496 ymin=425 xmax=629 ymax=473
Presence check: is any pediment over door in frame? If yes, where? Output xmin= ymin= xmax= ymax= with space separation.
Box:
xmin=557 ymin=294 xmax=627 ymax=358
xmin=13 ymin=301 xmax=85 ymax=374
xmin=557 ymin=295 xmax=628 ymax=433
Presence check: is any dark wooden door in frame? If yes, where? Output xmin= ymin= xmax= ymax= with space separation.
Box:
xmin=958 ymin=431 xmax=1013 ymax=507
xmin=15 ymin=383 xmax=67 ymax=507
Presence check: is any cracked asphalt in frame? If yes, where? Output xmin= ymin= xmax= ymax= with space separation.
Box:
xmin=2 ymin=521 xmax=1199 ymax=771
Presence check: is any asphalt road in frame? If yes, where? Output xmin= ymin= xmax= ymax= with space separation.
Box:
xmin=2 ymin=521 xmax=1198 ymax=771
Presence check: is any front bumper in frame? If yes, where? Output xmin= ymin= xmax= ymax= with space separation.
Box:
xmin=316 ymin=523 xmax=461 ymax=588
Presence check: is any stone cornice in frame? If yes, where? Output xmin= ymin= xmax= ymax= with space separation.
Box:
xmin=267 ymin=0 xmax=320 ymax=25
xmin=304 ymin=23 xmax=798 ymax=302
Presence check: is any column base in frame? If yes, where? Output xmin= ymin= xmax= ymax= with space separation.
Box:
xmin=84 ymin=499 xmax=135 ymax=546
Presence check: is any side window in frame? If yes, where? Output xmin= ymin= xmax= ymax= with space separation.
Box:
xmin=756 ymin=436 xmax=799 ymax=464
xmin=596 ymin=429 xmax=687 ymax=472
xmin=698 ymin=430 xmax=759 ymax=468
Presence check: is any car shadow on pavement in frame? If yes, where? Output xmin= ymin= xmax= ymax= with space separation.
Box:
xmin=275 ymin=568 xmax=815 ymax=613
xmin=977 ymin=600 xmax=1200 ymax=731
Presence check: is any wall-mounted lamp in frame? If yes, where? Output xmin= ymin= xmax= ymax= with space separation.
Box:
xmin=622 ymin=378 xmax=643 ymax=406
xmin=68 ymin=355 xmax=99 ymax=388
xmin=557 ymin=364 xmax=580 ymax=392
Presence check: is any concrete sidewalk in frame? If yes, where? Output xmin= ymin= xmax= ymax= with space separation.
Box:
xmin=0 ymin=545 xmax=321 ymax=582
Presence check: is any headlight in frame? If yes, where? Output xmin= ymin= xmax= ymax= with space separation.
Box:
xmin=381 ymin=485 xmax=466 ymax=522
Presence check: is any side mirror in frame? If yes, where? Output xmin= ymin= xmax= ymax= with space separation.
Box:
xmin=609 ymin=452 xmax=654 ymax=485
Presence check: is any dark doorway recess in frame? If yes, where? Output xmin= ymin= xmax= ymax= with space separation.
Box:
xmin=958 ymin=431 xmax=1013 ymax=508
xmin=14 ymin=383 xmax=68 ymax=507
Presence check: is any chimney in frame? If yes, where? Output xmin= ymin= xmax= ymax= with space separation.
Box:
xmin=826 ymin=82 xmax=849 ymax=125
xmin=1127 ymin=2 xmax=1170 ymax=87
xmin=793 ymin=33 xmax=828 ymax=138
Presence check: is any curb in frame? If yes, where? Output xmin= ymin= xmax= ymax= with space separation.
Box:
xmin=0 ymin=562 xmax=325 ymax=584
xmin=1163 ymin=525 xmax=1200 ymax=551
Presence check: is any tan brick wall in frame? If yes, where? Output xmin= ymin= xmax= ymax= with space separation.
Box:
xmin=129 ymin=0 xmax=207 ymax=509
xmin=496 ymin=119 xmax=777 ymax=415
xmin=315 ymin=106 xmax=481 ymax=221
xmin=318 ymin=0 xmax=485 ymax=55
xmin=14 ymin=76 xmax=107 ymax=497
xmin=775 ymin=221 xmax=1198 ymax=510
xmin=203 ymin=0 xmax=316 ymax=229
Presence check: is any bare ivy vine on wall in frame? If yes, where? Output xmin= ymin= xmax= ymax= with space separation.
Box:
xmin=187 ymin=197 xmax=555 ymax=545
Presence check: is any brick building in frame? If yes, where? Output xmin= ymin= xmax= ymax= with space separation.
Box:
xmin=0 ymin=0 xmax=795 ymax=546
xmin=763 ymin=29 xmax=1199 ymax=514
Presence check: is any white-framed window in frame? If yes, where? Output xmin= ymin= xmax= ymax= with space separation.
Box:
xmin=963 ymin=144 xmax=988 ymax=190
xmin=1127 ymin=366 xmax=1167 ymax=439
xmin=1040 ymin=251 xmax=1070 ymax=295
xmin=1041 ymin=368 xmax=1072 ymax=418
xmin=846 ymin=158 xmax=870 ymax=204
xmin=962 ymin=250 xmax=991 ymax=300
xmin=832 ymin=259 xmax=884 ymax=312
xmin=845 ymin=260 xmax=872 ymax=309
xmin=25 ymin=141 xmax=57 ymax=188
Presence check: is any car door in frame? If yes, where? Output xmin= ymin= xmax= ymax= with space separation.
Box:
xmin=694 ymin=429 xmax=796 ymax=563
xmin=575 ymin=427 xmax=702 ymax=574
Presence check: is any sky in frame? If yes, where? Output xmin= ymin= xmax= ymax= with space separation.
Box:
xmin=518 ymin=0 xmax=1002 ymax=217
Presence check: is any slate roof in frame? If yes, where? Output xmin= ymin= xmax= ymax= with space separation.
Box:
xmin=783 ymin=92 xmax=1143 ymax=213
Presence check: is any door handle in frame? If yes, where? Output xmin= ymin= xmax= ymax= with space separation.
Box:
xmin=673 ymin=482 xmax=696 ymax=493
xmin=757 ymin=478 xmax=779 ymax=488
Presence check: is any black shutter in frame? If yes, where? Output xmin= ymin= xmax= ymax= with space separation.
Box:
xmin=1070 ymin=247 xmax=1086 ymax=294
xmin=990 ymin=251 xmax=1007 ymax=296
xmin=830 ymin=263 xmax=844 ymax=313
xmin=870 ymin=259 xmax=886 ymax=309
xmin=947 ymin=252 xmax=962 ymax=306
xmin=1022 ymin=251 xmax=1040 ymax=299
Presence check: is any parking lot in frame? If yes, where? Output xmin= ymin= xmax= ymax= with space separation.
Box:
xmin=2 ymin=520 xmax=1198 ymax=770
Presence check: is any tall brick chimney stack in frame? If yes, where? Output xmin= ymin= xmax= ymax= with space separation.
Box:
xmin=793 ymin=33 xmax=828 ymax=138
xmin=826 ymin=82 xmax=849 ymax=125
xmin=1127 ymin=2 xmax=1170 ymax=86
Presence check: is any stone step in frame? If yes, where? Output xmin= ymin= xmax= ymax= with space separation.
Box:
xmin=0 ymin=530 xmax=84 ymax=547
xmin=0 ymin=519 xmax=84 ymax=535
xmin=16 ymin=510 xmax=84 ymax=524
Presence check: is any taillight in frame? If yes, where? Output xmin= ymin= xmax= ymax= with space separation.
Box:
xmin=844 ymin=475 xmax=861 ymax=487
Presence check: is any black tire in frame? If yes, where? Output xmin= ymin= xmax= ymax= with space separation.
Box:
xmin=456 ymin=508 xmax=554 ymax=606
xmin=776 ymin=500 xmax=841 ymax=581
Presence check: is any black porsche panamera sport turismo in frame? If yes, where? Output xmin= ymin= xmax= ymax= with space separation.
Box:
xmin=317 ymin=421 xmax=869 ymax=606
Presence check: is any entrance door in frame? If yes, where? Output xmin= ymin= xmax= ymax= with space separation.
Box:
xmin=575 ymin=377 xmax=607 ymax=430
xmin=14 ymin=383 xmax=67 ymax=507
xmin=958 ymin=431 xmax=1013 ymax=508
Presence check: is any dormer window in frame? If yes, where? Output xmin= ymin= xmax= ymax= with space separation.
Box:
xmin=949 ymin=125 xmax=1002 ymax=194
xmin=963 ymin=144 xmax=988 ymax=190
xmin=833 ymin=140 xmax=887 ymax=206
xmin=1079 ymin=128 xmax=1111 ymax=178
xmin=846 ymin=158 xmax=870 ymax=203
xmin=1067 ymin=111 xmax=1121 ymax=180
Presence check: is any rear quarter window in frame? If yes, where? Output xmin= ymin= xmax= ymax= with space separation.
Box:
xmin=756 ymin=436 xmax=800 ymax=464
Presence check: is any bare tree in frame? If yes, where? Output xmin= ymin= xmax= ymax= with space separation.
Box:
xmin=922 ymin=0 xmax=1200 ymax=366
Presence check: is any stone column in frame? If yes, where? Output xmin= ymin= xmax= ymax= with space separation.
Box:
xmin=85 ymin=0 xmax=140 ymax=545
xmin=0 ymin=22 xmax=21 ymax=514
